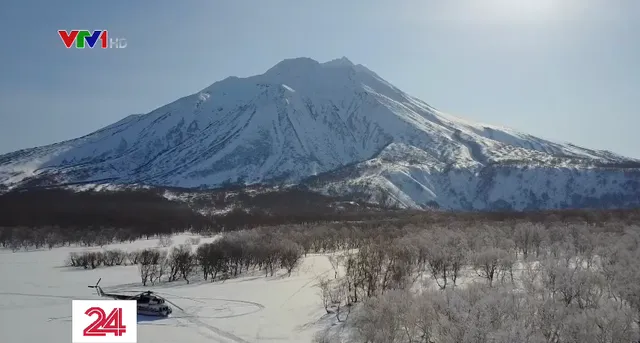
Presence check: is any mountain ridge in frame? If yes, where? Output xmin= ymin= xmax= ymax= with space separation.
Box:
xmin=1 ymin=56 xmax=639 ymax=210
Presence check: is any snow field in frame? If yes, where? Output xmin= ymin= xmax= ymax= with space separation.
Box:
xmin=0 ymin=233 xmax=334 ymax=343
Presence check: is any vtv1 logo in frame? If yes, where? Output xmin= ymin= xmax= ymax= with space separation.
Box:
xmin=58 ymin=30 xmax=127 ymax=49
xmin=72 ymin=300 xmax=137 ymax=343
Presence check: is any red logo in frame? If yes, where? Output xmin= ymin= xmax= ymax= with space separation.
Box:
xmin=83 ymin=307 xmax=126 ymax=336
xmin=72 ymin=300 xmax=137 ymax=343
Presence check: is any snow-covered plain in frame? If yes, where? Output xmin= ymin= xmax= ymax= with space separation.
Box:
xmin=0 ymin=234 xmax=333 ymax=343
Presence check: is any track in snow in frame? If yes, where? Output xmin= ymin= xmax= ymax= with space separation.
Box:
xmin=154 ymin=291 xmax=263 ymax=342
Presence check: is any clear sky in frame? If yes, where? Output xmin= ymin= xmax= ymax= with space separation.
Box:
xmin=1 ymin=0 xmax=638 ymax=158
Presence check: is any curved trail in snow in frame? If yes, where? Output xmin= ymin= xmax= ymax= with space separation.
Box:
xmin=143 ymin=291 xmax=262 ymax=342
xmin=156 ymin=291 xmax=265 ymax=310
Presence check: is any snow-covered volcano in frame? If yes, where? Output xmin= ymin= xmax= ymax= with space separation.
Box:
xmin=1 ymin=57 xmax=639 ymax=210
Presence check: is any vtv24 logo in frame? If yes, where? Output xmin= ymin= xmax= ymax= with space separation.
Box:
xmin=72 ymin=300 xmax=137 ymax=343
xmin=58 ymin=30 xmax=127 ymax=49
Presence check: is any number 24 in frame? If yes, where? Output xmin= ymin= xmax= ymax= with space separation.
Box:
xmin=83 ymin=307 xmax=127 ymax=337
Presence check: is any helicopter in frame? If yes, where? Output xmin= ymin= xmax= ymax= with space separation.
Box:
xmin=88 ymin=278 xmax=181 ymax=317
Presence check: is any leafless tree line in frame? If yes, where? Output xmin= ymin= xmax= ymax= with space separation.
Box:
xmin=196 ymin=232 xmax=304 ymax=279
xmin=137 ymin=233 xmax=305 ymax=286
xmin=67 ymin=249 xmax=129 ymax=269
xmin=3 ymin=200 xmax=640 ymax=252
xmin=64 ymin=230 xmax=306 ymax=286
xmin=0 ymin=226 xmax=167 ymax=252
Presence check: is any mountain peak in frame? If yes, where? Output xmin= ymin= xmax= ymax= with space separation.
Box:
xmin=264 ymin=56 xmax=358 ymax=78
xmin=322 ymin=56 xmax=355 ymax=67
xmin=265 ymin=57 xmax=321 ymax=75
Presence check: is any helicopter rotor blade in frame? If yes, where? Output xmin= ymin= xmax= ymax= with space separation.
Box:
xmin=116 ymin=290 xmax=153 ymax=299
xmin=123 ymin=292 xmax=144 ymax=300
xmin=157 ymin=294 xmax=184 ymax=312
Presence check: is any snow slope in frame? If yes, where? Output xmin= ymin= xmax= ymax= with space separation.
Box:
xmin=305 ymin=142 xmax=640 ymax=210
xmin=1 ymin=57 xmax=639 ymax=210
xmin=0 ymin=234 xmax=333 ymax=343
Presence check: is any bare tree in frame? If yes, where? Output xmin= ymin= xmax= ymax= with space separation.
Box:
xmin=318 ymin=278 xmax=335 ymax=314
xmin=331 ymin=279 xmax=350 ymax=322
xmin=167 ymin=244 xmax=196 ymax=284
xmin=328 ymin=254 xmax=342 ymax=279
xmin=346 ymin=290 xmax=406 ymax=343
xmin=139 ymin=263 xmax=153 ymax=286
xmin=473 ymin=248 xmax=508 ymax=287
xmin=152 ymin=250 xmax=169 ymax=285
xmin=498 ymin=252 xmax=516 ymax=285
xmin=280 ymin=240 xmax=303 ymax=276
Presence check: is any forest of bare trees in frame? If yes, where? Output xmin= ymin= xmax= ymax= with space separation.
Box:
xmin=308 ymin=221 xmax=640 ymax=343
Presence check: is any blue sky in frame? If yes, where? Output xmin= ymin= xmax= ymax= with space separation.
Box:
xmin=1 ymin=0 xmax=638 ymax=158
